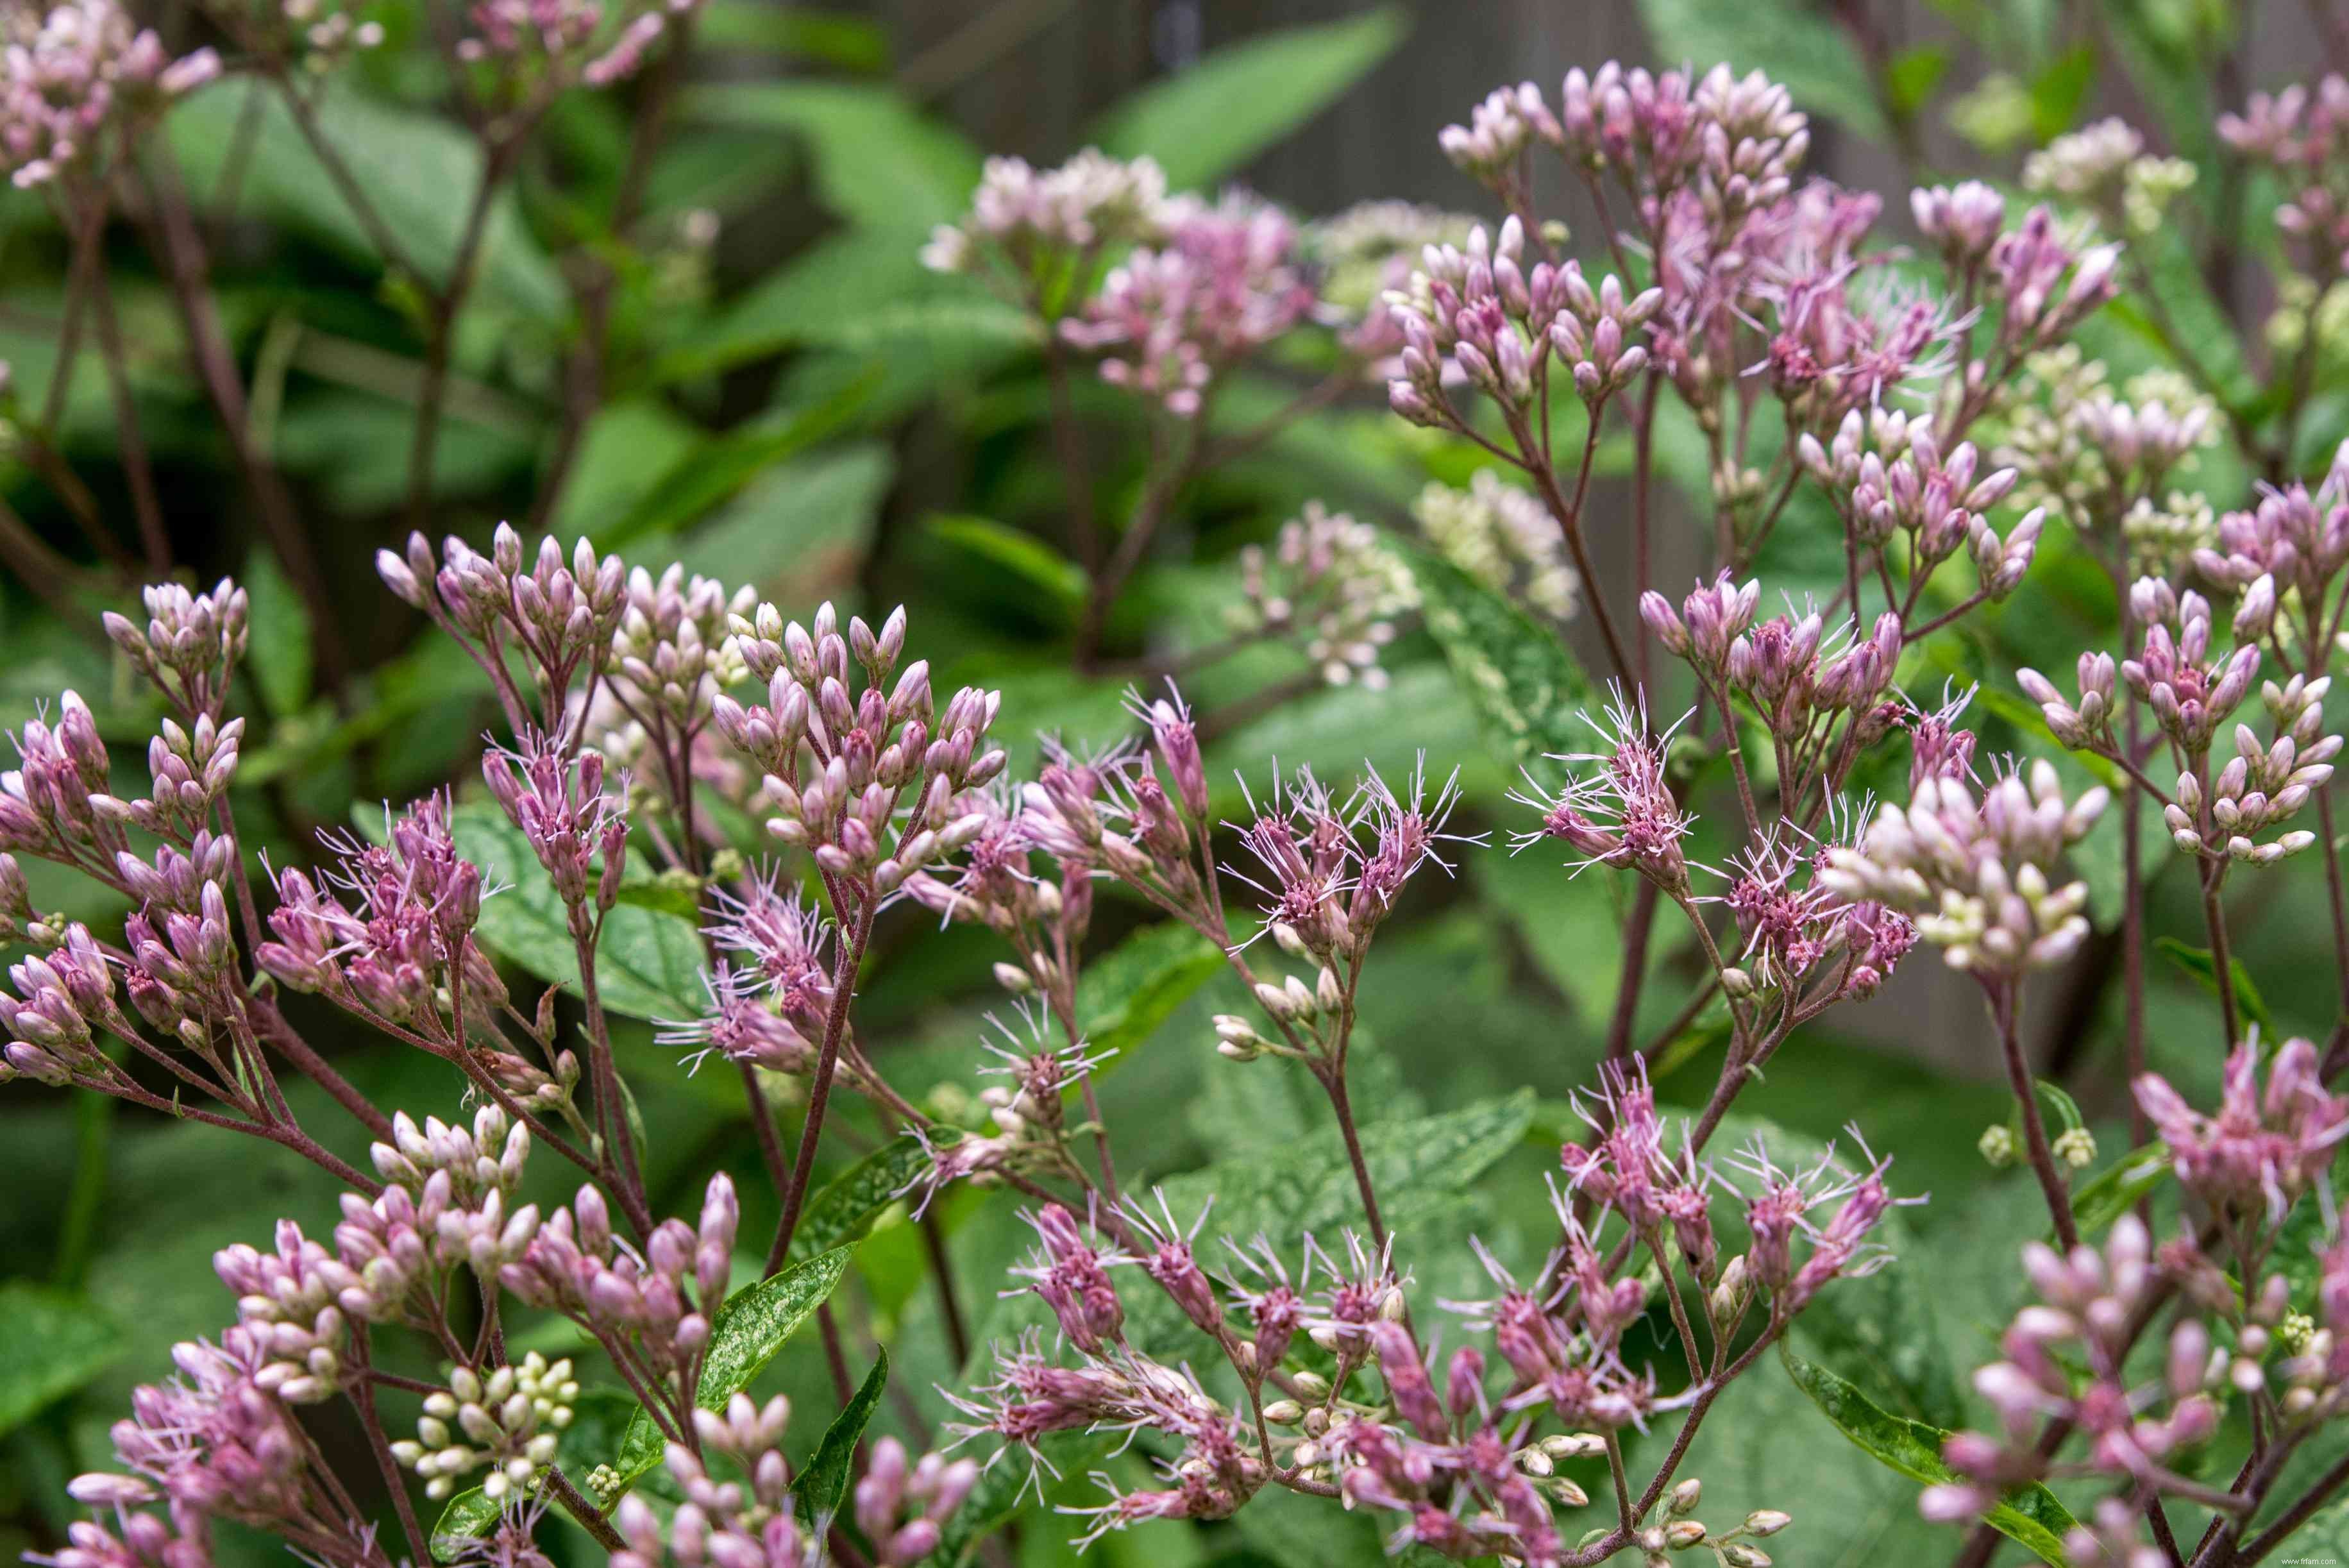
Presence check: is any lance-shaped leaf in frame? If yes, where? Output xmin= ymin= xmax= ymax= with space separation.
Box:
xmin=1782 ymin=1347 xmax=2078 ymax=1566
xmin=609 ymin=1248 xmax=852 ymax=1493
xmin=2153 ymin=936 xmax=2274 ymax=1034
xmin=428 ymin=1490 xmax=502 ymax=1560
xmin=2070 ymin=1143 xmax=2173 ymax=1236
xmin=790 ymin=1134 xmax=933 ymax=1262
xmin=1087 ymin=8 xmax=1410 ymax=190
xmin=793 ymin=1349 xmax=889 ymax=1530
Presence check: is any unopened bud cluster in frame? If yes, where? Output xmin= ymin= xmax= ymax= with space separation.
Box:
xmin=720 ymin=600 xmax=1004 ymax=897
xmin=392 ymin=1354 xmax=576 ymax=1501
xmin=1823 ymin=760 xmax=2105 ymax=976
xmin=1413 ymin=471 xmax=1579 ymax=621
xmin=1230 ymin=502 xmax=1417 ymax=689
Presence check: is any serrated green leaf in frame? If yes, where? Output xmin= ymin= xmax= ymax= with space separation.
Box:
xmin=612 ymin=1249 xmax=851 ymax=1490
xmin=1158 ymin=1088 xmax=1534 ymax=1240
xmin=1407 ymin=545 xmax=1596 ymax=771
xmin=1074 ymin=920 xmax=1225 ymax=1074
xmin=0 ymin=1283 xmax=124 ymax=1438
xmin=450 ymin=804 xmax=706 ymax=1023
xmin=2153 ymin=936 xmax=2274 ymax=1034
xmin=1088 ymin=7 xmax=1410 ymax=190
xmin=1782 ymin=1347 xmax=2078 ymax=1565
xmin=791 ymin=1134 xmax=932 ymax=1261
xmin=793 ymin=1349 xmax=888 ymax=1530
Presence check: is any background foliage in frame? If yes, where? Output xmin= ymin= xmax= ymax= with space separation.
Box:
xmin=4 ymin=0 xmax=2347 ymax=1564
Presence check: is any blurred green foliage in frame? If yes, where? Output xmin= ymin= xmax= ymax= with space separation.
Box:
xmin=7 ymin=0 xmax=2349 ymax=1564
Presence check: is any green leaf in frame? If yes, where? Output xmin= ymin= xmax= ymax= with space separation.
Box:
xmin=2153 ymin=936 xmax=2274 ymax=1034
xmin=1158 ymin=1089 xmax=1534 ymax=1238
xmin=694 ymin=2 xmax=889 ymax=71
xmin=1782 ymin=1348 xmax=2079 ymax=1565
xmin=793 ymin=1349 xmax=888 ymax=1530
xmin=1635 ymin=0 xmax=1887 ymax=140
xmin=612 ymin=1249 xmax=852 ymax=1491
xmin=0 ymin=1283 xmax=123 ymax=1438
xmin=2071 ymin=1142 xmax=2171 ymax=1235
xmin=613 ymin=872 xmax=703 ymax=922
xmin=1667 ymin=1329 xmax=1956 ymax=1564
xmin=240 ymin=551 xmax=314 ymax=721
xmin=2027 ymin=44 xmax=2098 ymax=140
xmin=2034 ymin=1077 xmax=2086 ymax=1134
xmin=674 ymin=441 xmax=897 ymax=597
xmin=167 ymin=81 xmax=564 ymax=319
xmin=2101 ymin=219 xmax=2259 ymax=410
xmin=1073 ymin=921 xmax=1225 ymax=1074
xmin=1406 ymin=545 xmax=1596 ymax=771
xmin=450 ymin=803 xmax=705 ymax=1023
xmin=791 ymin=1135 xmax=932 ymax=1261
xmin=1206 ymin=664 xmax=1500 ymax=810
xmin=552 ymin=399 xmax=705 ymax=536
xmin=1088 ymin=8 xmax=1410 ymax=190
xmin=658 ymin=229 xmax=1029 ymax=385
xmin=596 ymin=384 xmax=875 ymax=549
xmin=1885 ymin=44 xmax=1951 ymax=118
xmin=681 ymin=82 xmax=981 ymax=232
xmin=2100 ymin=1 xmax=2221 ymax=173
xmin=557 ymin=1387 xmax=644 ymax=1474
xmin=428 ymin=1490 xmax=502 ymax=1560
xmin=927 ymin=514 xmax=1087 ymax=619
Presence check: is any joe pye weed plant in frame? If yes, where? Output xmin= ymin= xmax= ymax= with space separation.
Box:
xmin=18 ymin=1 xmax=2349 ymax=1565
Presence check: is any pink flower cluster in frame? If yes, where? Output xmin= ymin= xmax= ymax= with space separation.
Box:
xmin=1059 ymin=192 xmax=1317 ymax=417
xmin=1 ymin=0 xmax=218 ymax=190
xmin=2221 ymin=74 xmax=2349 ymax=273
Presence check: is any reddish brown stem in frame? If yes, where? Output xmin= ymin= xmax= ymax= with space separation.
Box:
xmin=766 ymin=898 xmax=876 ymax=1270
xmin=1991 ymin=981 xmax=2081 ymax=1251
